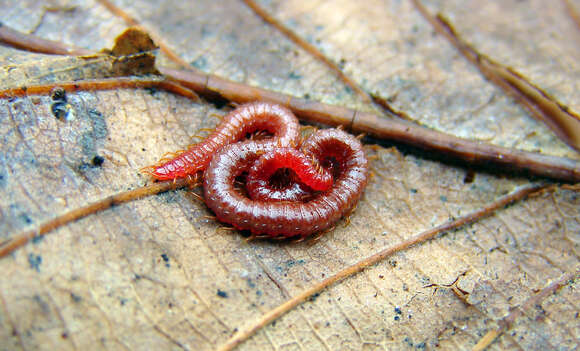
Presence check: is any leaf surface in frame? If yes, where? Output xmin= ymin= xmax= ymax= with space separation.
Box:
xmin=0 ymin=1 xmax=578 ymax=350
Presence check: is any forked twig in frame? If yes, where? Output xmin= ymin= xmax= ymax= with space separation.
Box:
xmin=473 ymin=268 xmax=579 ymax=351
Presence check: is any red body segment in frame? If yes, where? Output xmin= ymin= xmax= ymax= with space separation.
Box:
xmin=203 ymin=129 xmax=368 ymax=238
xmin=149 ymin=102 xmax=300 ymax=180
xmin=246 ymin=147 xmax=333 ymax=202
xmin=146 ymin=102 xmax=369 ymax=238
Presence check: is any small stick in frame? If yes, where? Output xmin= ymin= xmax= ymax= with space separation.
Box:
xmin=0 ymin=178 xmax=193 ymax=258
xmin=0 ymin=76 xmax=200 ymax=102
xmin=161 ymin=66 xmax=580 ymax=183
xmin=0 ymin=22 xmax=93 ymax=56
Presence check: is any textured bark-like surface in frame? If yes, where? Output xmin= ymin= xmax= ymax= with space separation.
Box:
xmin=0 ymin=1 xmax=578 ymax=350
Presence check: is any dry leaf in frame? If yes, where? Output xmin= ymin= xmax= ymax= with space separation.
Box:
xmin=0 ymin=1 xmax=578 ymax=350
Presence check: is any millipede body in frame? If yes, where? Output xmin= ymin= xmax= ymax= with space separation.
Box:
xmin=146 ymin=102 xmax=369 ymax=238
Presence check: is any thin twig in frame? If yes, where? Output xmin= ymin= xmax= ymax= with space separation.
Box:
xmin=0 ymin=178 xmax=193 ymax=258
xmin=0 ymin=22 xmax=93 ymax=56
xmin=412 ymin=0 xmax=580 ymax=152
xmin=161 ymin=66 xmax=580 ymax=183
xmin=216 ymin=184 xmax=546 ymax=351
xmin=473 ymin=268 xmax=579 ymax=351
xmin=242 ymin=0 xmax=372 ymax=103
xmin=0 ymin=76 xmax=200 ymax=102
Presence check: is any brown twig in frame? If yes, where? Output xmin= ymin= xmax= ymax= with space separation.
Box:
xmin=411 ymin=0 xmax=580 ymax=152
xmin=161 ymin=66 xmax=580 ymax=183
xmin=216 ymin=184 xmax=546 ymax=351
xmin=473 ymin=268 xmax=579 ymax=351
xmin=370 ymin=93 xmax=416 ymax=122
xmin=241 ymin=0 xmax=372 ymax=103
xmin=0 ymin=178 xmax=194 ymax=258
xmin=0 ymin=76 xmax=200 ymax=102
xmin=0 ymin=22 xmax=93 ymax=56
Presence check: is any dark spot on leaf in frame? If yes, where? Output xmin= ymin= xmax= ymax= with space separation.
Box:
xmin=51 ymin=101 xmax=72 ymax=120
xmin=61 ymin=332 xmax=68 ymax=339
xmin=144 ymin=87 xmax=158 ymax=95
xmin=161 ymin=253 xmax=170 ymax=267
xmin=288 ymin=71 xmax=302 ymax=80
xmin=217 ymin=289 xmax=228 ymax=298
xmin=70 ymin=293 xmax=82 ymax=303
xmin=28 ymin=253 xmax=42 ymax=272
xmin=394 ymin=306 xmax=402 ymax=315
xmin=464 ymin=170 xmax=475 ymax=183
xmin=32 ymin=235 xmax=44 ymax=244
xmin=394 ymin=315 xmax=400 ymax=321
xmin=19 ymin=213 xmax=32 ymax=224
xmin=50 ymin=87 xmax=67 ymax=102
xmin=91 ymin=155 xmax=105 ymax=167
xmin=79 ymin=109 xmax=108 ymax=165
xmin=410 ymin=188 xmax=417 ymax=193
